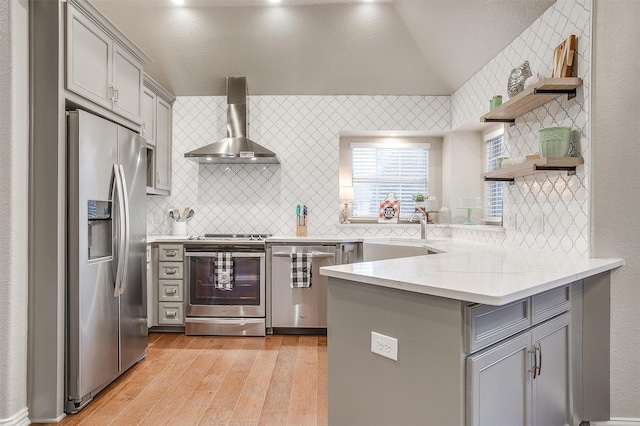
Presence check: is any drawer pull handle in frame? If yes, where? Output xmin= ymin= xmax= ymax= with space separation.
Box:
xmin=165 ymin=310 xmax=177 ymax=318
xmin=536 ymin=343 xmax=542 ymax=376
xmin=165 ymin=250 xmax=177 ymax=257
xmin=528 ymin=349 xmax=538 ymax=379
xmin=165 ymin=268 xmax=178 ymax=275
xmin=165 ymin=288 xmax=178 ymax=295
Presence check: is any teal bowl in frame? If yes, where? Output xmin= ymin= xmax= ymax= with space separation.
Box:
xmin=538 ymin=126 xmax=571 ymax=157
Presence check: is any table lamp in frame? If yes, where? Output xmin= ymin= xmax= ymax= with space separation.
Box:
xmin=339 ymin=186 xmax=354 ymax=224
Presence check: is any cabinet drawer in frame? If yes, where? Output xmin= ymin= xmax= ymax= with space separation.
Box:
xmin=531 ymin=285 xmax=570 ymax=325
xmin=159 ymin=245 xmax=183 ymax=261
xmin=158 ymin=302 xmax=184 ymax=325
xmin=464 ymin=298 xmax=531 ymax=353
xmin=158 ymin=279 xmax=183 ymax=302
xmin=158 ymin=262 xmax=183 ymax=279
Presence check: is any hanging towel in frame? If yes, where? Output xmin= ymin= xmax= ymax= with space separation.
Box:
xmin=215 ymin=252 xmax=234 ymax=291
xmin=290 ymin=253 xmax=312 ymax=288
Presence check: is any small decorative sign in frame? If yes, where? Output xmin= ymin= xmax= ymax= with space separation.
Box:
xmin=378 ymin=192 xmax=400 ymax=224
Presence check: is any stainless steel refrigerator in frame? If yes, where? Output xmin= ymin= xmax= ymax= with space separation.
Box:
xmin=66 ymin=110 xmax=147 ymax=413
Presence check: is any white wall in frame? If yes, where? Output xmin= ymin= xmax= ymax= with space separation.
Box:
xmin=147 ymin=95 xmax=451 ymax=240
xmin=0 ymin=0 xmax=30 ymax=424
xmin=451 ymin=0 xmax=592 ymax=256
xmin=592 ymin=0 xmax=640 ymax=418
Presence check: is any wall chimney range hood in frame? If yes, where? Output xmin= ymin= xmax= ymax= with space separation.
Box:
xmin=184 ymin=77 xmax=279 ymax=164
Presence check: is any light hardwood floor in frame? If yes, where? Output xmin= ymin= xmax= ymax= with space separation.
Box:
xmin=49 ymin=333 xmax=327 ymax=426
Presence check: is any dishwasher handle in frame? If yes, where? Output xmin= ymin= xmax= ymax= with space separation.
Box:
xmin=272 ymin=252 xmax=335 ymax=259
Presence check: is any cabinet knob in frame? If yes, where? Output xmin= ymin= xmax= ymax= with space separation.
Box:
xmin=165 ymin=288 xmax=177 ymax=295
xmin=165 ymin=267 xmax=178 ymax=275
xmin=165 ymin=310 xmax=177 ymax=318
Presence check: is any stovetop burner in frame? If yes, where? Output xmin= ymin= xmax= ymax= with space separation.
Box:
xmin=187 ymin=233 xmax=272 ymax=241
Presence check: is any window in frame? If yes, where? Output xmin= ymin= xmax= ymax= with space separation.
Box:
xmin=350 ymin=142 xmax=430 ymax=218
xmin=485 ymin=131 xmax=505 ymax=222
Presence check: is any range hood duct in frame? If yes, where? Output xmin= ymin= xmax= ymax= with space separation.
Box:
xmin=184 ymin=77 xmax=279 ymax=164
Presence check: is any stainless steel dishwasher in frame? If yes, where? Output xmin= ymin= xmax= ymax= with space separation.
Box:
xmin=270 ymin=245 xmax=337 ymax=333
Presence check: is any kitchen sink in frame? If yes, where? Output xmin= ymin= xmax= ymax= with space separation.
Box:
xmin=362 ymin=239 xmax=444 ymax=262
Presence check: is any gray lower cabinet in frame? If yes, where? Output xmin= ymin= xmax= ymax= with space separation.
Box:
xmin=466 ymin=313 xmax=571 ymax=426
xmin=327 ymin=276 xmax=591 ymax=426
xmin=154 ymin=244 xmax=185 ymax=326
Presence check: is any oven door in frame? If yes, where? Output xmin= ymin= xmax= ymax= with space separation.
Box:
xmin=185 ymin=252 xmax=265 ymax=318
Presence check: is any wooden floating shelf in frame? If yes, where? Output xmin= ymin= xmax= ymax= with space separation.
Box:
xmin=482 ymin=157 xmax=584 ymax=182
xmin=481 ymin=77 xmax=583 ymax=123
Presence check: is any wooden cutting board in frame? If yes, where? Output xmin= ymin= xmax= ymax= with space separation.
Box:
xmin=552 ymin=35 xmax=577 ymax=78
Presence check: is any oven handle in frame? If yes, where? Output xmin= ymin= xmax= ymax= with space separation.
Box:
xmin=272 ymin=252 xmax=335 ymax=259
xmin=185 ymin=252 xmax=265 ymax=259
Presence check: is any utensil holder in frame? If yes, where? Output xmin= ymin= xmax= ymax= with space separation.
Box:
xmin=296 ymin=225 xmax=307 ymax=237
xmin=172 ymin=221 xmax=187 ymax=236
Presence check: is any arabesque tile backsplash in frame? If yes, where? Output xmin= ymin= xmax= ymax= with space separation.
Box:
xmin=148 ymin=0 xmax=590 ymax=256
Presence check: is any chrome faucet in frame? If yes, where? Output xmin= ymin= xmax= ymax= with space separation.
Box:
xmin=408 ymin=212 xmax=428 ymax=239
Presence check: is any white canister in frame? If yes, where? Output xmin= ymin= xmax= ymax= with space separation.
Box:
xmin=172 ymin=221 xmax=187 ymax=236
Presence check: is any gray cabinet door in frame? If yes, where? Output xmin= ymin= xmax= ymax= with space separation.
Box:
xmin=155 ymin=97 xmax=172 ymax=192
xmin=66 ymin=4 xmax=112 ymax=110
xmin=531 ymin=313 xmax=571 ymax=426
xmin=112 ymin=44 xmax=143 ymax=123
xmin=467 ymin=333 xmax=531 ymax=426
xmin=141 ymin=86 xmax=156 ymax=144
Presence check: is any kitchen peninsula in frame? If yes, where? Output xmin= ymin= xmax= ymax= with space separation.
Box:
xmin=320 ymin=240 xmax=622 ymax=426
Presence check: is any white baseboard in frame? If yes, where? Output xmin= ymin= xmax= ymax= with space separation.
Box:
xmin=592 ymin=418 xmax=640 ymax=426
xmin=0 ymin=408 xmax=30 ymax=426
xmin=27 ymin=413 xmax=66 ymax=424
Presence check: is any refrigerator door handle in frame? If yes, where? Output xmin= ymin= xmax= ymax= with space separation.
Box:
xmin=117 ymin=164 xmax=131 ymax=295
xmin=113 ymin=163 xmax=127 ymax=297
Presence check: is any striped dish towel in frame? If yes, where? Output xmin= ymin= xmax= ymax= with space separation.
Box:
xmin=215 ymin=252 xmax=234 ymax=291
xmin=290 ymin=253 xmax=312 ymax=288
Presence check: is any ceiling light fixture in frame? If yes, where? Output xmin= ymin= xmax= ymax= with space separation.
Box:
xmin=171 ymin=0 xmax=185 ymax=5
xmin=388 ymin=131 xmax=400 ymax=137
xmin=269 ymin=0 xmax=282 ymax=4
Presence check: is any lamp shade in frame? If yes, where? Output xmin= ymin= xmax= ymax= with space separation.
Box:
xmin=339 ymin=186 xmax=354 ymax=201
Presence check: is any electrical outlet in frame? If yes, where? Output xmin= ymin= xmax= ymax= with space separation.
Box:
xmin=507 ymin=213 xmax=518 ymax=230
xmin=371 ymin=331 xmax=398 ymax=361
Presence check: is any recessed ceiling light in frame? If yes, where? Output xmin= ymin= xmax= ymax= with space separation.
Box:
xmin=172 ymin=0 xmax=185 ymax=5
xmin=388 ymin=131 xmax=400 ymax=137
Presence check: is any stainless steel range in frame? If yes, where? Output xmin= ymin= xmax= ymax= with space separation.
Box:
xmin=184 ymin=234 xmax=270 ymax=336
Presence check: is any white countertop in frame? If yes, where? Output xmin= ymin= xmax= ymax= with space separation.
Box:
xmin=320 ymin=239 xmax=624 ymax=306
xmin=147 ymin=235 xmax=363 ymax=244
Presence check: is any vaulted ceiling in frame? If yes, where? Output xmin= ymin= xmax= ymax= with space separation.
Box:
xmin=92 ymin=0 xmax=556 ymax=96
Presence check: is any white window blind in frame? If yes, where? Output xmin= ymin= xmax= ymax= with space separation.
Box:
xmin=351 ymin=143 xmax=429 ymax=218
xmin=486 ymin=134 xmax=504 ymax=221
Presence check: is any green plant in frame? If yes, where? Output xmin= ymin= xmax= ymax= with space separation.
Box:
xmin=411 ymin=193 xmax=426 ymax=202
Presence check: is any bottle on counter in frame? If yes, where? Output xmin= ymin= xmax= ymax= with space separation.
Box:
xmin=438 ymin=206 xmax=451 ymax=224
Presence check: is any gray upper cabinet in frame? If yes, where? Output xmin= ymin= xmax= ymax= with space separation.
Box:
xmin=155 ymin=97 xmax=172 ymax=192
xmin=65 ymin=1 xmax=150 ymax=125
xmin=141 ymin=87 xmax=156 ymax=144
xmin=112 ymin=44 xmax=144 ymax=123
xmin=66 ymin=5 xmax=112 ymax=110
xmin=144 ymin=74 xmax=175 ymax=195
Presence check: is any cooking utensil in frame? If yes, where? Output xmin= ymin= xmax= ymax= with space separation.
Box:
xmin=552 ymin=35 xmax=577 ymax=78
xmin=184 ymin=209 xmax=195 ymax=222
xmin=168 ymin=210 xmax=176 ymax=221
xmin=173 ymin=208 xmax=181 ymax=221
xmin=181 ymin=207 xmax=190 ymax=221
